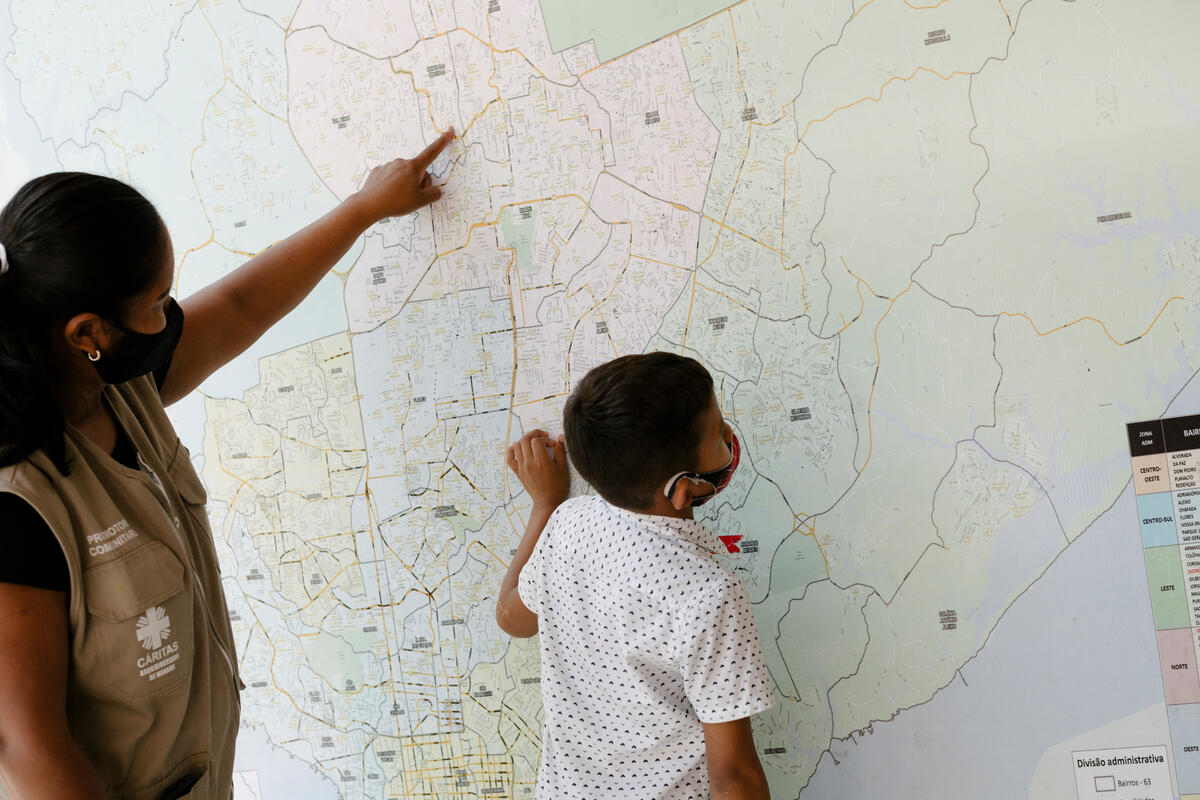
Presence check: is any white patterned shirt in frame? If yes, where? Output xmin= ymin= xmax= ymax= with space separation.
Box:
xmin=517 ymin=495 xmax=775 ymax=799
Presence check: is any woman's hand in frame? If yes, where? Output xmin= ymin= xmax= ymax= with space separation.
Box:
xmin=507 ymin=429 xmax=569 ymax=512
xmin=351 ymin=127 xmax=455 ymax=223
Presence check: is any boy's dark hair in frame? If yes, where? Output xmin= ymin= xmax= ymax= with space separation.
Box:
xmin=564 ymin=352 xmax=714 ymax=510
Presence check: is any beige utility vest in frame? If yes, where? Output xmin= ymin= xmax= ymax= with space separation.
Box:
xmin=0 ymin=376 xmax=241 ymax=799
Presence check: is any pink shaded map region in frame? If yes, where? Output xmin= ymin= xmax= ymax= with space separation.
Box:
xmin=1158 ymin=627 xmax=1200 ymax=704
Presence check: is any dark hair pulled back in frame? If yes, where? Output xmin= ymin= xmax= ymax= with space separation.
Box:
xmin=0 ymin=172 xmax=167 ymax=474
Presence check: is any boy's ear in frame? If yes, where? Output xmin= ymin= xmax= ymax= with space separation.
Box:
xmin=669 ymin=479 xmax=693 ymax=511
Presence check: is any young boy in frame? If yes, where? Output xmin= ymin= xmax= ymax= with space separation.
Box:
xmin=496 ymin=352 xmax=774 ymax=799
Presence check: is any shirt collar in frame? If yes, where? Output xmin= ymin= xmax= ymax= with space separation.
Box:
xmin=600 ymin=497 xmax=725 ymax=554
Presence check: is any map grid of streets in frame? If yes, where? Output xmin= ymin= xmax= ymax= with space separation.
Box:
xmin=4 ymin=0 xmax=1200 ymax=797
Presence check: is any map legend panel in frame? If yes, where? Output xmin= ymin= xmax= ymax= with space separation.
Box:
xmin=1072 ymin=745 xmax=1172 ymax=800
xmin=1129 ymin=415 xmax=1200 ymax=797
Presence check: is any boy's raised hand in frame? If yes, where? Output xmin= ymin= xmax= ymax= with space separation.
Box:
xmin=507 ymin=429 xmax=568 ymax=511
xmin=497 ymin=430 xmax=563 ymax=638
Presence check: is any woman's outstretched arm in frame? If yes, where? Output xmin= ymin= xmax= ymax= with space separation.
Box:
xmin=160 ymin=128 xmax=454 ymax=406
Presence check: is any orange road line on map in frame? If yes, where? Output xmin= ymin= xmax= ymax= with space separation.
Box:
xmin=728 ymin=10 xmax=750 ymax=106
xmin=682 ymin=119 xmax=757 ymax=351
xmin=999 ymin=296 xmax=1185 ymax=347
xmin=664 ymin=199 xmax=786 ymax=260
xmin=502 ymin=248 xmax=521 ymax=514
xmin=710 ymin=215 xmax=786 ymax=257
xmin=434 ymin=392 xmax=509 ymax=407
xmin=455 ymin=25 xmax=554 ymax=79
xmin=500 ymin=701 xmax=542 ymax=746
xmin=295 ymin=562 xmax=362 ymax=612
xmin=382 ymin=192 xmax=588 ymax=329
xmin=175 ymin=234 xmax=216 ymax=284
xmin=511 ymin=392 xmax=570 ymax=408
xmin=501 ymin=505 xmax=522 ymax=537
xmin=796 ymin=517 xmax=831 ymax=577
xmin=214 ymin=453 xmax=365 ymax=510
xmin=801 ymin=67 xmax=973 ymax=139
xmin=604 ymin=313 xmax=620 ymax=356
xmin=850 ymin=0 xmax=876 ymax=21
xmin=278 ymin=432 xmax=346 ymax=452
xmin=432 ymin=195 xmax=589 ymax=262
xmin=445 ymin=461 xmax=488 ymax=501
xmin=778 ymin=132 xmax=812 ymax=313
xmin=502 ymin=242 xmax=527 ymax=327
xmin=226 ymin=76 xmax=289 ymax=124
xmin=906 ymin=0 xmax=954 ymax=9
xmin=362 ymin=487 xmax=418 ymax=753
xmin=576 ymin=284 xmax=619 ymax=359
xmin=212 ymin=241 xmax=257 ymax=258
xmin=388 ymin=62 xmax=442 ymax=129
xmin=631 ymin=253 xmax=691 ymax=271
xmin=857 ymin=278 xmax=915 ymax=477
xmin=695 ymin=282 xmax=759 ymax=316
xmin=564 ymin=280 xmax=597 ymax=301
xmin=468 ymin=540 xmax=509 ymax=569
xmin=93 ymin=129 xmax=132 ymax=179
xmin=748 ymin=106 xmax=792 ymax=129
xmin=562 ymin=246 xmax=634 ymax=377
xmin=838 ymin=257 xmax=885 ymax=295
xmin=605 ymin=175 xmax=786 ymax=264
xmin=303 ymin=530 xmax=368 ymax=544
xmin=423 ymin=0 xmax=438 ymax=36
xmin=998 ymin=0 xmax=1014 ymax=32
xmin=834 ymin=256 xmax=872 ymax=333
xmin=458 ymin=96 xmax=504 ymax=140
xmin=402 ymin=420 xmax=443 ymax=456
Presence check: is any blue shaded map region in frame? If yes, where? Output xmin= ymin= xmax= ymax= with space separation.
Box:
xmin=1139 ymin=491 xmax=1179 ymax=548
xmin=1167 ymin=704 xmax=1200 ymax=794
xmin=804 ymin=478 xmax=1166 ymax=798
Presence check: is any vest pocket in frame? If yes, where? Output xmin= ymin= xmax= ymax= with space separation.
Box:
xmin=84 ymin=539 xmax=195 ymax=700
xmin=119 ymin=752 xmax=210 ymax=800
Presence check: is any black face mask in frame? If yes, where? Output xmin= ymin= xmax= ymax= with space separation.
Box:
xmin=93 ymin=298 xmax=185 ymax=385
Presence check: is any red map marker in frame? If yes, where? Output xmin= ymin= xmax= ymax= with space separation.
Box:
xmin=719 ymin=534 xmax=743 ymax=554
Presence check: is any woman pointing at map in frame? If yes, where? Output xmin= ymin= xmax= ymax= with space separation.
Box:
xmin=0 ymin=128 xmax=453 ymax=799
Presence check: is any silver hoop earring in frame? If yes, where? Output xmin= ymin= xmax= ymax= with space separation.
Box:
xmin=88 ymin=350 xmax=101 ymax=362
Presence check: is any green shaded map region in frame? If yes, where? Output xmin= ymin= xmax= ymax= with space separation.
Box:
xmin=500 ymin=204 xmax=537 ymax=273
xmin=539 ymin=0 xmax=733 ymax=62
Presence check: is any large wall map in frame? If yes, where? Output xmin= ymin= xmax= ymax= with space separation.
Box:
xmin=3 ymin=0 xmax=1200 ymax=797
